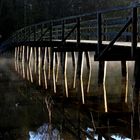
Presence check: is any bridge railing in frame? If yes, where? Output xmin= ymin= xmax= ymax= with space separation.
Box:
xmin=1 ymin=4 xmax=140 ymax=59
xmin=9 ymin=6 xmax=131 ymax=42
xmin=96 ymin=4 xmax=140 ymax=60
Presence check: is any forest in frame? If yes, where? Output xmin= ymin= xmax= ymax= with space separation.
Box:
xmin=0 ymin=0 xmax=136 ymax=42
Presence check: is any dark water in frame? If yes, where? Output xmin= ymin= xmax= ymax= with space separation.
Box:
xmin=0 ymin=52 xmax=140 ymax=140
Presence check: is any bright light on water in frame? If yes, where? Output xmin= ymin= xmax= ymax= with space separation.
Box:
xmin=29 ymin=123 xmax=61 ymax=140
xmin=111 ymin=135 xmax=131 ymax=140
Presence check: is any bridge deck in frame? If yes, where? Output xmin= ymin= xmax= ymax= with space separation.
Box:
xmin=14 ymin=40 xmax=140 ymax=61
xmin=16 ymin=40 xmax=140 ymax=47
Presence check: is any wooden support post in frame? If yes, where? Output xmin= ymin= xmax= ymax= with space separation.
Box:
xmin=28 ymin=47 xmax=33 ymax=83
xmin=53 ymin=52 xmax=56 ymax=93
xmin=71 ymin=52 xmax=76 ymax=67
xmin=43 ymin=63 xmax=48 ymax=89
xmin=50 ymin=22 xmax=54 ymax=70
xmin=50 ymin=48 xmax=54 ymax=70
xmin=41 ymin=47 xmax=45 ymax=68
xmin=34 ymin=47 xmax=37 ymax=73
xmin=29 ymin=47 xmax=33 ymax=66
xmin=85 ymin=51 xmax=90 ymax=69
xmin=56 ymin=52 xmax=60 ymax=83
xmin=26 ymin=46 xmax=29 ymax=63
xmin=22 ymin=46 xmax=25 ymax=63
xmin=22 ymin=46 xmax=25 ymax=79
xmin=64 ymin=52 xmax=68 ymax=97
xmin=103 ymin=19 xmax=107 ymax=41
xmin=17 ymin=47 xmax=20 ymax=72
xmin=15 ymin=47 xmax=17 ymax=71
xmin=77 ymin=51 xmax=82 ymax=79
xmin=61 ymin=52 xmax=66 ymax=74
xmin=43 ymin=47 xmax=47 ymax=69
xmin=132 ymin=7 xmax=137 ymax=58
xmin=80 ymin=52 xmax=85 ymax=104
xmin=48 ymin=47 xmax=51 ymax=80
xmin=134 ymin=55 xmax=140 ymax=94
xmin=97 ymin=12 xmax=102 ymax=56
xmin=61 ymin=20 xmax=65 ymax=74
xmin=76 ymin=17 xmax=82 ymax=78
xmin=38 ymin=47 xmax=41 ymax=86
xmin=98 ymin=61 xmax=105 ymax=84
xmin=73 ymin=52 xmax=77 ymax=89
xmin=121 ymin=61 xmax=127 ymax=77
xmin=36 ymin=47 xmax=39 ymax=67
xmin=20 ymin=46 xmax=22 ymax=61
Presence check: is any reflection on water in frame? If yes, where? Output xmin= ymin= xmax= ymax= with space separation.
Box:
xmin=0 ymin=46 xmax=140 ymax=139
xmin=29 ymin=123 xmax=61 ymax=140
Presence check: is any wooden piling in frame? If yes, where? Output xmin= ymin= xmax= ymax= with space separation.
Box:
xmin=15 ymin=47 xmax=17 ymax=71
xmin=48 ymin=47 xmax=51 ymax=80
xmin=53 ymin=52 xmax=56 ymax=93
xmin=43 ymin=47 xmax=47 ymax=70
xmin=20 ymin=46 xmax=22 ymax=61
xmin=121 ymin=61 xmax=127 ymax=77
xmin=73 ymin=52 xmax=77 ymax=89
xmin=80 ymin=52 xmax=85 ymax=104
xmin=85 ymin=51 xmax=90 ymax=69
xmin=77 ymin=51 xmax=83 ymax=79
xmin=61 ymin=52 xmax=66 ymax=74
xmin=27 ymin=46 xmax=29 ymax=62
xmin=50 ymin=48 xmax=54 ymax=70
xmin=56 ymin=52 xmax=60 ymax=83
xmin=22 ymin=46 xmax=25 ymax=79
xmin=134 ymin=55 xmax=140 ymax=94
xmin=98 ymin=61 xmax=105 ymax=84
xmin=38 ymin=47 xmax=41 ymax=86
xmin=64 ymin=52 xmax=68 ymax=97
xmin=71 ymin=52 xmax=76 ymax=67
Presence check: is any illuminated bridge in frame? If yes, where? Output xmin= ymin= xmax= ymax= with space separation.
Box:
xmin=0 ymin=4 xmax=140 ymax=140
xmin=1 ymin=4 xmax=140 ymax=98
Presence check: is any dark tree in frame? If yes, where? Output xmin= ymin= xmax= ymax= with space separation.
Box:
xmin=0 ymin=0 xmax=135 ymax=42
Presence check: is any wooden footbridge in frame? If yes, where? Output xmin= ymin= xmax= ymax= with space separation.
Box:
xmin=1 ymin=4 xmax=140 ymax=86
xmin=1 ymin=4 xmax=140 ymax=139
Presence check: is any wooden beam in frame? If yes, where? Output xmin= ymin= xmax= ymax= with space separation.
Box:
xmin=98 ymin=61 xmax=105 ymax=84
xmin=121 ymin=61 xmax=127 ymax=77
